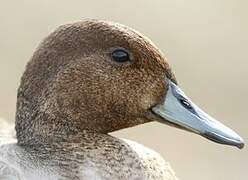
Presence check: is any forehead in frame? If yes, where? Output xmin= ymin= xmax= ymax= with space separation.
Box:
xmin=69 ymin=20 xmax=158 ymax=51
xmin=85 ymin=21 xmax=165 ymax=60
xmin=85 ymin=21 xmax=176 ymax=80
xmin=53 ymin=20 xmax=176 ymax=82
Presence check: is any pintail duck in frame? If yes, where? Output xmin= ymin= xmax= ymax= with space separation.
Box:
xmin=0 ymin=19 xmax=244 ymax=180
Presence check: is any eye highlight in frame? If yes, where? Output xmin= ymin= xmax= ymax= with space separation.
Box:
xmin=111 ymin=48 xmax=130 ymax=63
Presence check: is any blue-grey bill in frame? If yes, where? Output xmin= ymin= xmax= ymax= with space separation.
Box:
xmin=152 ymin=80 xmax=244 ymax=149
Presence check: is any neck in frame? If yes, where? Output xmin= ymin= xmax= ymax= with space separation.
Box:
xmin=15 ymin=108 xmax=95 ymax=145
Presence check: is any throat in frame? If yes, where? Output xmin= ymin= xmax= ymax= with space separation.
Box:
xmin=15 ymin=112 xmax=98 ymax=145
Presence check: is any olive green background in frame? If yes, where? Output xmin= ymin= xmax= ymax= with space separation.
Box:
xmin=0 ymin=0 xmax=247 ymax=179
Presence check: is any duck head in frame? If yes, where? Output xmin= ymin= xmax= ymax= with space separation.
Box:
xmin=16 ymin=19 xmax=244 ymax=148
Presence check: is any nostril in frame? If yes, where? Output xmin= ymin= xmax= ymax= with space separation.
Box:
xmin=179 ymin=98 xmax=193 ymax=110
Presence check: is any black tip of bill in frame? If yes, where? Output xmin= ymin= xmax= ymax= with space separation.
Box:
xmin=238 ymin=143 xmax=245 ymax=149
xmin=203 ymin=131 xmax=245 ymax=149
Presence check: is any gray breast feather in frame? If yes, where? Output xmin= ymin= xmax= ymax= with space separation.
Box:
xmin=0 ymin=161 xmax=21 ymax=180
xmin=121 ymin=139 xmax=178 ymax=180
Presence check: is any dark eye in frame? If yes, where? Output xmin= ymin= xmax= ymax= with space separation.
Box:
xmin=111 ymin=48 xmax=130 ymax=63
xmin=179 ymin=98 xmax=193 ymax=110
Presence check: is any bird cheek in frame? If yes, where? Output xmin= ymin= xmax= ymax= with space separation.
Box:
xmin=144 ymin=87 xmax=167 ymax=114
xmin=139 ymin=94 xmax=155 ymax=111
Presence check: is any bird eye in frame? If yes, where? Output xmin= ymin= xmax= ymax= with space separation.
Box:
xmin=179 ymin=98 xmax=193 ymax=110
xmin=111 ymin=48 xmax=130 ymax=63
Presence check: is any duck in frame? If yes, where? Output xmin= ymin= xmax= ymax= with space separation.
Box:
xmin=0 ymin=19 xmax=244 ymax=180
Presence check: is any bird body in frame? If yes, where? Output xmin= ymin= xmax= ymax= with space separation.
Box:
xmin=0 ymin=133 xmax=177 ymax=180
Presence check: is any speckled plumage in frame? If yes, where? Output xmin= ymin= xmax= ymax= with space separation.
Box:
xmin=0 ymin=133 xmax=177 ymax=180
xmin=0 ymin=19 xmax=178 ymax=180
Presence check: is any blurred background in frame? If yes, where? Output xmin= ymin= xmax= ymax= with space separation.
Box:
xmin=0 ymin=0 xmax=247 ymax=179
